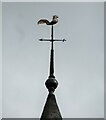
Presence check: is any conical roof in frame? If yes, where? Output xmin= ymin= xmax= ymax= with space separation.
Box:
xmin=40 ymin=93 xmax=62 ymax=120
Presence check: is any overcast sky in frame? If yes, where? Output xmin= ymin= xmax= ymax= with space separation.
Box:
xmin=2 ymin=2 xmax=104 ymax=118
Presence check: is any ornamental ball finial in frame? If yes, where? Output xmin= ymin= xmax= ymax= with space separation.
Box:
xmin=45 ymin=77 xmax=58 ymax=93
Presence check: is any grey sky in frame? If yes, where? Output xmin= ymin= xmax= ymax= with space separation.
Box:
xmin=2 ymin=2 xmax=104 ymax=118
xmin=0 ymin=1 xmax=2 ymax=120
xmin=105 ymin=2 xmax=106 ymax=119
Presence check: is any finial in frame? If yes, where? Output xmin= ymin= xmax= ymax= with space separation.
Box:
xmin=45 ymin=77 xmax=58 ymax=94
xmin=38 ymin=16 xmax=66 ymax=94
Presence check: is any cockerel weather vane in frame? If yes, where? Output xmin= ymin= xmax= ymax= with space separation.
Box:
xmin=37 ymin=15 xmax=66 ymax=42
xmin=37 ymin=15 xmax=66 ymax=93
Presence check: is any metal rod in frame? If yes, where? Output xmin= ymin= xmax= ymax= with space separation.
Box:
xmin=49 ymin=25 xmax=54 ymax=78
xmin=51 ymin=25 xmax=53 ymax=49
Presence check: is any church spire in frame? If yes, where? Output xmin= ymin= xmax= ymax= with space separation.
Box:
xmin=38 ymin=15 xmax=66 ymax=119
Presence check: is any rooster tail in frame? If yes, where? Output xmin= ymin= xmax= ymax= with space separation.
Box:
xmin=37 ymin=19 xmax=49 ymax=25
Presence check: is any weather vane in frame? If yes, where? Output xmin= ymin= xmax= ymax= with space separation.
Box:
xmin=37 ymin=15 xmax=66 ymax=94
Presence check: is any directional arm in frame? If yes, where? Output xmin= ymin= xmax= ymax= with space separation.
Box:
xmin=39 ymin=39 xmax=66 ymax=42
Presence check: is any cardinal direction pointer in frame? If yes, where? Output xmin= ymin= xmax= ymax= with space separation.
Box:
xmin=39 ymin=39 xmax=66 ymax=42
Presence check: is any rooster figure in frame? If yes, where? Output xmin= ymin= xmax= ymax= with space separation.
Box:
xmin=37 ymin=15 xmax=58 ymax=25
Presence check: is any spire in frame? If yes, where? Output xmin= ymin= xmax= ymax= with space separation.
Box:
xmin=45 ymin=25 xmax=58 ymax=94
xmin=38 ymin=16 xmax=66 ymax=119
xmin=40 ymin=93 xmax=62 ymax=119
xmin=39 ymin=25 xmax=66 ymax=94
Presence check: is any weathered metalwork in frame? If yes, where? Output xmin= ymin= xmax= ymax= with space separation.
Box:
xmin=38 ymin=16 xmax=66 ymax=119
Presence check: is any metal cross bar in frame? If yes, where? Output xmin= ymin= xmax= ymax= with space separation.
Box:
xmin=39 ymin=39 xmax=66 ymax=42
